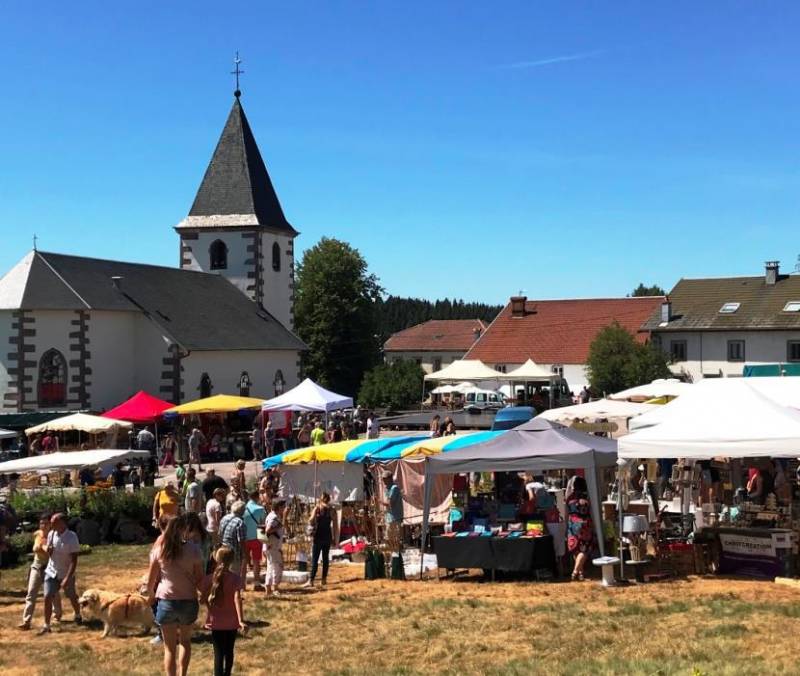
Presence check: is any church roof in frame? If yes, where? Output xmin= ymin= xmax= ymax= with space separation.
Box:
xmin=0 ymin=251 xmax=306 ymax=353
xmin=180 ymin=96 xmax=297 ymax=235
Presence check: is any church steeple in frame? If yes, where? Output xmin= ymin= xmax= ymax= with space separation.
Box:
xmin=184 ymin=96 xmax=296 ymax=235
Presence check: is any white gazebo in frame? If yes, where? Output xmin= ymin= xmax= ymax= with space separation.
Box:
xmin=609 ymin=378 xmax=692 ymax=402
xmin=424 ymin=359 xmax=504 ymax=383
xmin=261 ymin=378 xmax=353 ymax=413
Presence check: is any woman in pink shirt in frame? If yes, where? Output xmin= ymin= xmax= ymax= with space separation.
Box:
xmin=201 ymin=546 xmax=245 ymax=676
xmin=146 ymin=515 xmax=203 ymax=676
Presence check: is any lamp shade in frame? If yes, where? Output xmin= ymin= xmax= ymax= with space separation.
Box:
xmin=622 ymin=514 xmax=649 ymax=533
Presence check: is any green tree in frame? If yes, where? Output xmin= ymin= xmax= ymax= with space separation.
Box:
xmin=586 ymin=322 xmax=672 ymax=395
xmin=358 ymin=359 xmax=425 ymax=410
xmin=630 ymin=283 xmax=666 ymax=297
xmin=294 ymin=238 xmax=383 ymax=396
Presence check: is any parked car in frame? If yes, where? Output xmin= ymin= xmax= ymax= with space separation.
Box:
xmin=491 ymin=406 xmax=535 ymax=431
xmin=463 ymin=388 xmax=506 ymax=412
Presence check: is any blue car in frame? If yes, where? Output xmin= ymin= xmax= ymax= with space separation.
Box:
xmin=491 ymin=406 xmax=535 ymax=431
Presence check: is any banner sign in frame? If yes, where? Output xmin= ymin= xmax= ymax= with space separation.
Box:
xmin=718 ymin=532 xmax=782 ymax=578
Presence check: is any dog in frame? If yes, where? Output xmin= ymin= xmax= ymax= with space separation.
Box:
xmin=79 ymin=589 xmax=154 ymax=638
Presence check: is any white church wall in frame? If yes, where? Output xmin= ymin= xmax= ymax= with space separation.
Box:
xmin=261 ymin=231 xmax=294 ymax=328
xmin=0 ymin=310 xmax=14 ymax=411
xmin=133 ymin=314 xmax=172 ymax=400
xmin=87 ymin=311 xmax=137 ymax=411
xmin=29 ymin=310 xmax=78 ymax=410
xmin=184 ymin=231 xmax=251 ymax=298
xmin=182 ymin=350 xmax=299 ymax=401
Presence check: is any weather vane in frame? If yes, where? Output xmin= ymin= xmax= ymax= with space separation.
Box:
xmin=231 ymin=51 xmax=244 ymax=97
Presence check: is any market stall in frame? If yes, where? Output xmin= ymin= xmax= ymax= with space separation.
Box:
xmin=619 ymin=377 xmax=800 ymax=579
xmin=25 ymin=412 xmax=133 ymax=449
xmin=164 ymin=394 xmax=266 ymax=460
xmin=420 ymin=418 xmax=618 ymax=578
xmin=0 ymin=448 xmax=149 ymax=475
xmin=538 ymin=398 xmax=657 ymax=437
xmin=609 ymin=379 xmax=692 ymax=402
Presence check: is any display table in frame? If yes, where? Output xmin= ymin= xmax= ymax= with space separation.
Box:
xmin=432 ymin=535 xmax=556 ymax=579
xmin=697 ymin=527 xmax=795 ymax=579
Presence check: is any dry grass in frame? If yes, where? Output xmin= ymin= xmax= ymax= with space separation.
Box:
xmin=2 ymin=544 xmax=800 ymax=675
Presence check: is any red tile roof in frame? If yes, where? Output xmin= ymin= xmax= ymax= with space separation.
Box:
xmin=466 ymin=297 xmax=664 ymax=365
xmin=384 ymin=319 xmax=487 ymax=352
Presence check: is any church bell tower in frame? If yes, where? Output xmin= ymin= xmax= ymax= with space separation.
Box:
xmin=175 ymin=69 xmax=297 ymax=329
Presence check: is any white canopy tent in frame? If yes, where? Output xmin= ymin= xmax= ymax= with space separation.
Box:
xmin=0 ymin=448 xmax=149 ymax=475
xmin=609 ymin=378 xmax=693 ymax=402
xmin=25 ymin=413 xmax=133 ymax=436
xmin=424 ymin=359 xmax=504 ymax=382
xmin=0 ymin=428 xmax=17 ymax=440
xmin=539 ymin=398 xmax=657 ymax=424
xmin=629 ymin=376 xmax=800 ymax=432
xmin=620 ymin=378 xmax=800 ymax=459
xmin=261 ymin=378 xmax=353 ymax=413
xmin=504 ymin=359 xmax=555 ymax=381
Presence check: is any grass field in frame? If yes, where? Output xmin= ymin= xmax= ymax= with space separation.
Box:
xmin=1 ymin=544 xmax=800 ymax=675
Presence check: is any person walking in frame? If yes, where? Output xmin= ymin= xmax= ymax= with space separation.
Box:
xmin=184 ymin=512 xmax=212 ymax=575
xmin=137 ymin=426 xmax=156 ymax=452
xmin=304 ymin=492 xmax=337 ymax=588
xmin=381 ymin=471 xmax=404 ymax=553
xmin=201 ymin=546 xmax=245 ymax=676
xmin=39 ymin=513 xmax=81 ymax=634
xmin=205 ymin=488 xmax=226 ymax=547
xmin=188 ymin=428 xmax=206 ymax=472
xmin=219 ymin=501 xmax=247 ymax=584
xmin=146 ymin=515 xmax=203 ymax=676
xmin=19 ymin=515 xmax=60 ymax=630
xmin=243 ymin=490 xmax=266 ymax=591
xmin=153 ymin=482 xmax=181 ymax=525
xmin=160 ymin=433 xmax=177 ymax=468
xmin=264 ymin=499 xmax=286 ymax=597
xmin=184 ymin=468 xmax=203 ymax=515
xmin=310 ymin=422 xmax=325 ymax=446
xmin=201 ymin=468 xmax=229 ymax=503
xmin=566 ymin=476 xmax=595 ymax=581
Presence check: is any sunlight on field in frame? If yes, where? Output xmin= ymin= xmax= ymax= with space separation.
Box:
xmin=1 ymin=544 xmax=799 ymax=675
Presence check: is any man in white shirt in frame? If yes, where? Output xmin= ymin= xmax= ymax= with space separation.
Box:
xmin=40 ymin=513 xmax=80 ymax=634
xmin=205 ymin=487 xmax=225 ymax=546
xmin=184 ymin=468 xmax=203 ymax=515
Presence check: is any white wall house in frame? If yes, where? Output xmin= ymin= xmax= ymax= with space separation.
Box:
xmin=383 ymin=320 xmax=487 ymax=375
xmin=646 ymin=262 xmax=800 ymax=382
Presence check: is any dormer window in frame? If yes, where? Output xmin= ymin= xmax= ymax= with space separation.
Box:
xmin=782 ymin=301 xmax=800 ymax=313
xmin=719 ymin=302 xmax=740 ymax=314
xmin=210 ymin=240 xmax=228 ymax=270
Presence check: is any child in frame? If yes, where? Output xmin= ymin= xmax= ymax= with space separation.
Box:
xmin=201 ymin=546 xmax=245 ymax=676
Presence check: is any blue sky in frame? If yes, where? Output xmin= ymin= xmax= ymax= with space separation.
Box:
xmin=1 ymin=2 xmax=799 ymax=304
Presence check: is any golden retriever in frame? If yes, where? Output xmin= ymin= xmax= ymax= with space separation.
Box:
xmin=79 ymin=589 xmax=154 ymax=637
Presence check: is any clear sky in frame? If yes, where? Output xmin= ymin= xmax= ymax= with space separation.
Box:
xmin=1 ymin=2 xmax=799 ymax=304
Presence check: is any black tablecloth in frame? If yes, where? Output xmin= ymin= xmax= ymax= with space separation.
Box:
xmin=433 ymin=535 xmax=556 ymax=574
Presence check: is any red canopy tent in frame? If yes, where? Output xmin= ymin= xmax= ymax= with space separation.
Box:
xmin=102 ymin=391 xmax=173 ymax=470
xmin=102 ymin=391 xmax=173 ymax=423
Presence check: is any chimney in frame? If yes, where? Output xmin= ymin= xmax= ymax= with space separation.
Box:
xmin=660 ymin=299 xmax=671 ymax=323
xmin=510 ymin=296 xmax=527 ymax=318
xmin=765 ymin=261 xmax=780 ymax=286
xmin=111 ymin=276 xmax=123 ymax=290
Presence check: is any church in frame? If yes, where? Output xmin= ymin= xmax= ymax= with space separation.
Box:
xmin=0 ymin=90 xmax=306 ymax=413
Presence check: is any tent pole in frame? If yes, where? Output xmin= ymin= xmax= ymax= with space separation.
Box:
xmin=616 ymin=459 xmax=626 ymax=580
xmin=420 ymin=457 xmax=432 ymax=580
xmin=155 ymin=421 xmax=161 ymax=478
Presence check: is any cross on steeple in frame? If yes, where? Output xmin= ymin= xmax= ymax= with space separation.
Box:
xmin=231 ymin=51 xmax=244 ymax=98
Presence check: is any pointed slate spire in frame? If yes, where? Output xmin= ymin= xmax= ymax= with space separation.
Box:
xmin=186 ymin=97 xmax=296 ymax=234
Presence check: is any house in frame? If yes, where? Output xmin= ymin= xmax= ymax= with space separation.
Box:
xmin=0 ymin=90 xmax=306 ymax=413
xmin=466 ymin=295 xmax=664 ymax=390
xmin=384 ymin=319 xmax=486 ymax=374
xmin=643 ymin=261 xmax=800 ymax=381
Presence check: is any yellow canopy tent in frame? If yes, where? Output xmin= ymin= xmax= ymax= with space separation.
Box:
xmin=164 ymin=394 xmax=266 ymax=415
xmin=278 ymin=439 xmax=363 ymax=465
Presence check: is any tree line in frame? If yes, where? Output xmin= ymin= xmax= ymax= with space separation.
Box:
xmin=376 ymin=296 xmax=502 ymax=341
